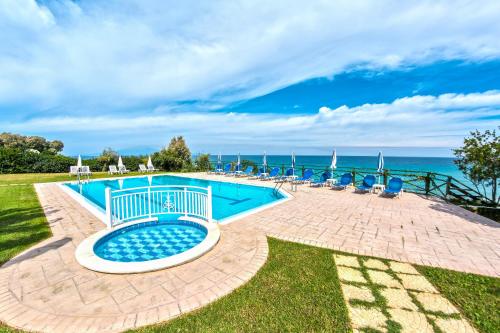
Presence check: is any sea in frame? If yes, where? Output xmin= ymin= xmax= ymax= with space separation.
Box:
xmin=211 ymin=155 xmax=465 ymax=181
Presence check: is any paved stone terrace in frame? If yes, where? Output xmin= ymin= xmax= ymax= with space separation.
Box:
xmin=0 ymin=183 xmax=268 ymax=332
xmin=0 ymin=173 xmax=498 ymax=332
xmin=185 ymin=173 xmax=500 ymax=277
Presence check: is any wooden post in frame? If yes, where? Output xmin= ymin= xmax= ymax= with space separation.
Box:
xmin=383 ymin=170 xmax=388 ymax=186
xmin=301 ymin=165 xmax=305 ymax=177
xmin=352 ymin=169 xmax=356 ymax=186
xmin=445 ymin=176 xmax=452 ymax=198
xmin=281 ymin=164 xmax=285 ymax=175
xmin=425 ymin=172 xmax=431 ymax=195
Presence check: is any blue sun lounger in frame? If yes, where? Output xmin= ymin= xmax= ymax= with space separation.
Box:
xmin=310 ymin=171 xmax=330 ymax=187
xmin=331 ymin=173 xmax=353 ymax=190
xmin=383 ymin=177 xmax=403 ymax=197
xmin=239 ymin=165 xmax=254 ymax=177
xmin=222 ymin=163 xmax=232 ymax=175
xmin=356 ymin=175 xmax=376 ymax=193
xmin=262 ymin=167 xmax=280 ymax=180
xmin=293 ymin=169 xmax=314 ymax=184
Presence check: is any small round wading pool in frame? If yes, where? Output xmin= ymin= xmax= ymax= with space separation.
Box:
xmin=76 ymin=219 xmax=220 ymax=273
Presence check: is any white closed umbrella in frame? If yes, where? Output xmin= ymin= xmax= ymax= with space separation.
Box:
xmin=237 ymin=153 xmax=241 ymax=171
xmin=217 ymin=152 xmax=222 ymax=169
xmin=147 ymin=155 xmax=153 ymax=168
xmin=291 ymin=152 xmax=296 ymax=176
xmin=263 ymin=151 xmax=267 ymax=172
xmin=330 ymin=149 xmax=337 ymax=177
xmin=77 ymin=155 xmax=82 ymax=168
xmin=377 ymin=151 xmax=384 ymax=183
xmin=118 ymin=156 xmax=124 ymax=169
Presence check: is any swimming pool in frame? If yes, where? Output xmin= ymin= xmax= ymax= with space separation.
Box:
xmin=64 ymin=174 xmax=287 ymax=223
xmin=94 ymin=220 xmax=207 ymax=262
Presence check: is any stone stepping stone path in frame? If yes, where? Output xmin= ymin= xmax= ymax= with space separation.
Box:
xmin=334 ymin=254 xmax=478 ymax=333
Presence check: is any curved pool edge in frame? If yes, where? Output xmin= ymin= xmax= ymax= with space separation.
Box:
xmin=75 ymin=217 xmax=220 ymax=274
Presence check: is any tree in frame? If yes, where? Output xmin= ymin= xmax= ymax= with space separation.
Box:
xmin=49 ymin=140 xmax=64 ymax=153
xmin=194 ymin=154 xmax=211 ymax=171
xmin=454 ymin=128 xmax=499 ymax=204
xmin=155 ymin=136 xmax=193 ymax=171
xmin=97 ymin=147 xmax=118 ymax=171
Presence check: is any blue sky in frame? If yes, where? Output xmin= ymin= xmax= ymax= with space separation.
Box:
xmin=1 ymin=1 xmax=500 ymax=156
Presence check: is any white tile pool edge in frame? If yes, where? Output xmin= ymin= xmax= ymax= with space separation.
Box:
xmin=75 ymin=216 xmax=220 ymax=274
xmin=56 ymin=173 xmax=293 ymax=225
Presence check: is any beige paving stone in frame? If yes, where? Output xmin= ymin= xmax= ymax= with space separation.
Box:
xmin=397 ymin=274 xmax=438 ymax=293
xmin=389 ymin=261 xmax=420 ymax=275
xmin=388 ymin=309 xmax=433 ymax=333
xmin=364 ymin=258 xmax=389 ymax=271
xmin=433 ymin=317 xmax=478 ymax=333
xmin=337 ymin=267 xmax=367 ymax=284
xmin=415 ymin=292 xmax=459 ymax=314
xmin=341 ymin=284 xmax=375 ymax=303
xmin=367 ymin=270 xmax=402 ymax=288
xmin=347 ymin=306 xmax=387 ymax=331
xmin=381 ymin=288 xmax=418 ymax=311
xmin=334 ymin=254 xmax=360 ymax=268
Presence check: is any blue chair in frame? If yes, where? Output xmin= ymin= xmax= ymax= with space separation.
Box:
xmin=249 ymin=167 xmax=265 ymax=179
xmin=222 ymin=163 xmax=232 ymax=175
xmin=332 ymin=173 xmax=353 ymax=190
xmin=310 ymin=171 xmax=330 ymax=187
xmin=241 ymin=165 xmax=254 ymax=177
xmin=262 ymin=167 xmax=280 ymax=180
xmin=276 ymin=167 xmax=294 ymax=182
xmin=293 ymin=169 xmax=314 ymax=184
xmin=356 ymin=175 xmax=376 ymax=193
xmin=383 ymin=177 xmax=403 ymax=197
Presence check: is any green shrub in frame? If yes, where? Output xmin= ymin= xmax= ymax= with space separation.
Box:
xmin=195 ymin=154 xmax=211 ymax=171
xmin=0 ymin=148 xmax=75 ymax=173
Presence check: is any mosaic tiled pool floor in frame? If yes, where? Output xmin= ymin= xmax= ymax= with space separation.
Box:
xmin=94 ymin=221 xmax=207 ymax=262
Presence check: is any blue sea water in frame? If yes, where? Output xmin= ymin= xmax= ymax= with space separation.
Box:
xmin=214 ymin=155 xmax=464 ymax=180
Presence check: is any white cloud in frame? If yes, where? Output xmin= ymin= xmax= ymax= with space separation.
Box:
xmin=3 ymin=91 xmax=499 ymax=154
xmin=1 ymin=0 xmax=500 ymax=111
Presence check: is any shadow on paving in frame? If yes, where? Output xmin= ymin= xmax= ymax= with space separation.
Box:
xmin=1 ymin=237 xmax=72 ymax=268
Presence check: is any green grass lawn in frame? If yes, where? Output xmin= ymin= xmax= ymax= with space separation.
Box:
xmin=0 ymin=173 xmax=499 ymax=333
xmin=417 ymin=265 xmax=500 ymax=333
xmin=133 ymin=238 xmax=351 ymax=333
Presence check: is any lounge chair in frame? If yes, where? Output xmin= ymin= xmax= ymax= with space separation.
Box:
xmin=275 ymin=168 xmax=294 ymax=183
xmin=118 ymin=165 xmax=130 ymax=174
xmin=356 ymin=175 xmax=376 ymax=193
xmin=238 ymin=166 xmax=254 ymax=177
xmin=261 ymin=167 xmax=280 ymax=180
xmin=292 ymin=169 xmax=314 ymax=184
xmin=138 ymin=164 xmax=148 ymax=173
xmin=108 ymin=165 xmax=119 ymax=175
xmin=310 ymin=171 xmax=330 ymax=187
xmin=147 ymin=165 xmax=158 ymax=172
xmin=222 ymin=163 xmax=232 ymax=175
xmin=383 ymin=177 xmax=404 ymax=198
xmin=80 ymin=166 xmax=92 ymax=176
xmin=69 ymin=166 xmax=80 ymax=176
xmin=249 ymin=167 xmax=265 ymax=179
xmin=331 ymin=173 xmax=353 ymax=190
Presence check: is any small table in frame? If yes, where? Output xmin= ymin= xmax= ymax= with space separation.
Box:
xmin=326 ymin=179 xmax=337 ymax=186
xmin=372 ymin=184 xmax=386 ymax=193
xmin=259 ymin=172 xmax=269 ymax=178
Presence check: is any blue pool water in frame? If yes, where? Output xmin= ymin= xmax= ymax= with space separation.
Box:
xmin=94 ymin=220 xmax=207 ymax=262
xmin=65 ymin=174 xmax=284 ymax=221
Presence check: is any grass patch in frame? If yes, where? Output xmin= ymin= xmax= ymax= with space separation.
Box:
xmin=417 ymin=265 xmax=500 ymax=333
xmin=132 ymin=238 xmax=351 ymax=333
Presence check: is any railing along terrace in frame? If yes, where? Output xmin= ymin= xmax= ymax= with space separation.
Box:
xmin=105 ymin=185 xmax=213 ymax=228
xmin=211 ymin=160 xmax=496 ymax=207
